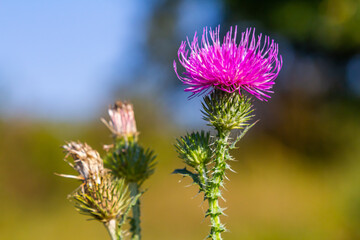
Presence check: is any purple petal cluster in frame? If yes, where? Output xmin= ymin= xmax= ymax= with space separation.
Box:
xmin=174 ymin=26 xmax=283 ymax=100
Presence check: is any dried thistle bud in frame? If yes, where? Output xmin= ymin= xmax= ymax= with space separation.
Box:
xmin=102 ymin=101 xmax=138 ymax=140
xmin=61 ymin=141 xmax=104 ymax=183
xmin=70 ymin=175 xmax=133 ymax=223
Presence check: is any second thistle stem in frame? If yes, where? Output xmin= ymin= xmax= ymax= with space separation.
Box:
xmin=105 ymin=219 xmax=120 ymax=240
xmin=207 ymin=130 xmax=230 ymax=240
xmin=129 ymin=182 xmax=141 ymax=240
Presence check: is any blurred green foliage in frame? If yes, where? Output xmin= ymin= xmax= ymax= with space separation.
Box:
xmin=224 ymin=0 xmax=360 ymax=54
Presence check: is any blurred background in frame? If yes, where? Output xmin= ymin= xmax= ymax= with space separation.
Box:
xmin=0 ymin=0 xmax=360 ymax=239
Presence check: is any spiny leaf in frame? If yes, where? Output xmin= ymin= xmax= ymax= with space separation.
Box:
xmin=172 ymin=167 xmax=201 ymax=187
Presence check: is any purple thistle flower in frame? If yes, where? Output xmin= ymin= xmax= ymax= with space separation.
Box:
xmin=174 ymin=26 xmax=283 ymax=101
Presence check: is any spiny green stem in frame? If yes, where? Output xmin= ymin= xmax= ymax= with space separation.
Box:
xmin=207 ymin=130 xmax=230 ymax=240
xmin=105 ymin=219 xmax=120 ymax=240
xmin=196 ymin=162 xmax=209 ymax=192
xmin=129 ymin=182 xmax=141 ymax=240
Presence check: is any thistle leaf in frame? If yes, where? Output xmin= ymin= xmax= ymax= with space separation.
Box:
xmin=172 ymin=167 xmax=201 ymax=186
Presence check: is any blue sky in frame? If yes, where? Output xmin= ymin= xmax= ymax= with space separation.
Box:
xmin=0 ymin=0 xmax=226 ymax=126
xmin=0 ymin=0 xmax=153 ymax=120
xmin=0 ymin=0 xmax=358 ymax=126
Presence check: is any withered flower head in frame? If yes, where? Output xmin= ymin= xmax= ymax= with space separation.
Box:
xmin=102 ymin=101 xmax=138 ymax=140
xmin=61 ymin=141 xmax=104 ymax=183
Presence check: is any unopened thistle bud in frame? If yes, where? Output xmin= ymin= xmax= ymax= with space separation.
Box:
xmin=60 ymin=141 xmax=104 ymax=184
xmin=102 ymin=101 xmax=138 ymax=141
xmin=105 ymin=142 xmax=156 ymax=186
xmin=176 ymin=131 xmax=212 ymax=168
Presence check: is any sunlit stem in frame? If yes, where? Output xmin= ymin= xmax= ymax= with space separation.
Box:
xmin=105 ymin=219 xmax=120 ymax=240
xmin=207 ymin=129 xmax=230 ymax=240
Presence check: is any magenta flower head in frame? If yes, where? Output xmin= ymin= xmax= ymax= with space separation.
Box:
xmin=174 ymin=26 xmax=283 ymax=101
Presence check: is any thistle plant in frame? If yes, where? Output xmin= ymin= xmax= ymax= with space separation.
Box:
xmin=173 ymin=26 xmax=282 ymax=239
xmin=103 ymin=101 xmax=156 ymax=240
xmin=58 ymin=101 xmax=156 ymax=240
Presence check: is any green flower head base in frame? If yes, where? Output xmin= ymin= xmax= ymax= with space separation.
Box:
xmin=202 ymin=90 xmax=254 ymax=132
